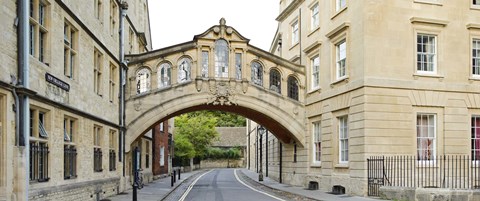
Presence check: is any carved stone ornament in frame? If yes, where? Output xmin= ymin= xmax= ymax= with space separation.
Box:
xmin=208 ymin=80 xmax=237 ymax=106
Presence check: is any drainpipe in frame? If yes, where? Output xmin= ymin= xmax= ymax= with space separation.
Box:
xmin=17 ymin=0 xmax=30 ymax=200
xmin=265 ymin=130 xmax=268 ymax=177
xmin=119 ymin=1 xmax=128 ymax=177
xmin=279 ymin=141 xmax=282 ymax=184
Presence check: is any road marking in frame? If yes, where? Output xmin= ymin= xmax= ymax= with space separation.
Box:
xmin=234 ymin=169 xmax=286 ymax=201
xmin=178 ymin=169 xmax=214 ymax=201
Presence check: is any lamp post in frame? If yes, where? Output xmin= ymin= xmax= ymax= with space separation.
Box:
xmin=258 ymin=126 xmax=265 ymax=181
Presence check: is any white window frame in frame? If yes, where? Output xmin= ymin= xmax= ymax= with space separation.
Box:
xmin=472 ymin=116 xmax=480 ymax=162
xmin=336 ymin=40 xmax=347 ymax=80
xmin=160 ymin=146 xmax=165 ymax=166
xmin=416 ymin=34 xmax=437 ymax=74
xmin=416 ymin=113 xmax=436 ymax=161
xmin=474 ymin=0 xmax=480 ymax=6
xmin=311 ymin=56 xmax=320 ymax=89
xmin=136 ymin=68 xmax=150 ymax=94
xmin=291 ymin=20 xmax=299 ymax=45
xmin=310 ymin=3 xmax=319 ymax=30
xmin=338 ymin=116 xmax=348 ymax=163
xmin=473 ymin=39 xmax=480 ymax=77
xmin=313 ymin=121 xmax=321 ymax=164
xmin=336 ymin=0 xmax=346 ymax=12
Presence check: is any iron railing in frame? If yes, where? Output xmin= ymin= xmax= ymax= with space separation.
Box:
xmin=109 ymin=149 xmax=116 ymax=171
xmin=367 ymin=155 xmax=480 ymax=196
xmin=30 ymin=142 xmax=49 ymax=182
xmin=64 ymin=145 xmax=77 ymax=179
xmin=94 ymin=148 xmax=103 ymax=172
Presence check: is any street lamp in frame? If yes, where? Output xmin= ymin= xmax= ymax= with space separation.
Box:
xmin=258 ymin=126 xmax=266 ymax=181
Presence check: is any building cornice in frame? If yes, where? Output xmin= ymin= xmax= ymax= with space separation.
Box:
xmin=125 ymin=41 xmax=197 ymax=65
xmin=276 ymin=0 xmax=305 ymax=22
xmin=248 ymin=45 xmax=304 ymax=75
xmin=410 ymin=17 xmax=448 ymax=27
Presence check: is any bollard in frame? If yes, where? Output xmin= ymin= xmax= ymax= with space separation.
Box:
xmin=178 ymin=169 xmax=181 ymax=180
xmin=173 ymin=170 xmax=176 ymax=183
xmin=171 ymin=173 xmax=174 ymax=187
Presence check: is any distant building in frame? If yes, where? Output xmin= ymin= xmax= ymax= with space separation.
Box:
xmin=152 ymin=119 xmax=174 ymax=176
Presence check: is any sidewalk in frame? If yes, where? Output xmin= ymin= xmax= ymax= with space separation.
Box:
xmin=239 ymin=169 xmax=382 ymax=201
xmin=105 ymin=170 xmax=200 ymax=201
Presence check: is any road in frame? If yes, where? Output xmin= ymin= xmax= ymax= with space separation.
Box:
xmin=180 ymin=169 xmax=285 ymax=201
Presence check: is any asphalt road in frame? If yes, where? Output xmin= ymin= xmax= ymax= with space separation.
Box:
xmin=181 ymin=169 xmax=284 ymax=201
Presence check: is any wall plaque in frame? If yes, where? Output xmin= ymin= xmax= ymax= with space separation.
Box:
xmin=45 ymin=73 xmax=70 ymax=92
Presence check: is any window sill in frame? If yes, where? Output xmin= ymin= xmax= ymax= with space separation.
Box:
xmin=308 ymin=27 xmax=320 ymax=37
xmin=413 ymin=73 xmax=444 ymax=80
xmin=331 ymin=6 xmax=347 ymax=20
xmin=307 ymin=87 xmax=321 ymax=94
xmin=413 ymin=0 xmax=443 ymax=6
xmin=469 ymin=76 xmax=480 ymax=81
xmin=330 ymin=76 xmax=349 ymax=87
xmin=311 ymin=162 xmax=321 ymax=168
xmin=472 ymin=5 xmax=480 ymax=10
xmin=289 ymin=42 xmax=299 ymax=50
xmin=335 ymin=163 xmax=349 ymax=169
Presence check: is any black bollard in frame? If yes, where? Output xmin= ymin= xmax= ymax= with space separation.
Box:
xmin=171 ymin=173 xmax=174 ymax=187
xmin=178 ymin=169 xmax=181 ymax=180
xmin=173 ymin=170 xmax=176 ymax=183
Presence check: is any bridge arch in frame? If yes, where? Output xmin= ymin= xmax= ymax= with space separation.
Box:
xmin=124 ymin=19 xmax=307 ymax=152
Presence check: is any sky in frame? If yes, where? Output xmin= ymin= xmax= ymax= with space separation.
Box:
xmin=147 ymin=0 xmax=279 ymax=51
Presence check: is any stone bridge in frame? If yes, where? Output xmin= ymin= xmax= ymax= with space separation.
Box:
xmin=124 ymin=19 xmax=306 ymax=152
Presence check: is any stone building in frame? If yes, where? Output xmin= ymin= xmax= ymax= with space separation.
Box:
xmin=0 ymin=0 xmax=152 ymax=200
xmin=246 ymin=0 xmax=480 ymax=197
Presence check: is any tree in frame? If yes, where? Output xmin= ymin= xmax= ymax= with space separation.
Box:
xmin=173 ymin=134 xmax=195 ymax=165
xmin=175 ymin=113 xmax=219 ymax=158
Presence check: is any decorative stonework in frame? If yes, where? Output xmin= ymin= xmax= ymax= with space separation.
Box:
xmin=208 ymin=80 xmax=237 ymax=106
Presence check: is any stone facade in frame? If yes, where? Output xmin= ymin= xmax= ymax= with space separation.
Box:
xmin=252 ymin=0 xmax=480 ymax=197
xmin=0 ymin=0 xmax=152 ymax=200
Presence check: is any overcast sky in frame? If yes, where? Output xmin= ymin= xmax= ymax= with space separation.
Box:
xmin=148 ymin=0 xmax=279 ymax=51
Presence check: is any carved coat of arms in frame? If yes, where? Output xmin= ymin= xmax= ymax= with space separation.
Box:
xmin=208 ymin=81 xmax=237 ymax=106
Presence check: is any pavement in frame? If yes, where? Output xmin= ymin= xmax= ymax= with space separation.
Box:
xmin=104 ymin=170 xmax=204 ymax=201
xmin=239 ymin=169 xmax=383 ymax=201
xmin=104 ymin=168 xmax=384 ymax=201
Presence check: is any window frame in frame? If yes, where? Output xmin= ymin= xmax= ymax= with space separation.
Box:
xmin=64 ymin=20 xmax=77 ymax=79
xmin=177 ymin=58 xmax=192 ymax=83
xmin=202 ymin=51 xmax=209 ymax=78
xmin=338 ymin=115 xmax=348 ymax=164
xmin=312 ymin=121 xmax=322 ymax=165
xmin=291 ymin=20 xmax=299 ymax=45
xmin=310 ymin=2 xmax=320 ymax=31
xmin=29 ymin=0 xmax=49 ymax=63
xmin=63 ymin=115 xmax=77 ymax=179
xmin=235 ymin=52 xmax=242 ymax=80
xmin=93 ymin=48 xmax=103 ymax=96
xmin=416 ymin=34 xmax=437 ymax=74
xmin=311 ymin=56 xmax=320 ymax=90
xmin=109 ymin=129 xmax=116 ymax=171
xmin=416 ymin=113 xmax=436 ymax=161
xmin=136 ymin=68 xmax=151 ymax=94
xmin=158 ymin=63 xmax=172 ymax=88
xmin=29 ymin=106 xmax=50 ymax=183
xmin=93 ymin=125 xmax=103 ymax=172
xmin=269 ymin=69 xmax=282 ymax=94
xmin=335 ymin=40 xmax=347 ymax=80
xmin=336 ymin=0 xmax=347 ymax=12
xmin=109 ymin=63 xmax=117 ymax=102
xmin=251 ymin=61 xmax=263 ymax=87
xmin=287 ymin=76 xmax=299 ymax=101
xmin=109 ymin=0 xmax=117 ymax=37
xmin=472 ymin=38 xmax=480 ymax=77
xmin=215 ymin=39 xmax=229 ymax=78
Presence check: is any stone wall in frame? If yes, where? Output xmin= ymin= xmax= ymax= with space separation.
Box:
xmin=380 ymin=186 xmax=480 ymax=201
xmin=200 ymin=159 xmax=245 ymax=169
xmin=29 ymin=178 xmax=119 ymax=201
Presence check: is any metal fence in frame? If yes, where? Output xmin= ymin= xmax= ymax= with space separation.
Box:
xmin=367 ymin=155 xmax=480 ymax=196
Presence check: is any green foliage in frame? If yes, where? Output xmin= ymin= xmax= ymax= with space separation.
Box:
xmin=205 ymin=147 xmax=242 ymax=160
xmin=174 ymin=113 xmax=219 ymax=158
xmin=176 ymin=111 xmax=246 ymax=127
xmin=173 ymin=134 xmax=195 ymax=160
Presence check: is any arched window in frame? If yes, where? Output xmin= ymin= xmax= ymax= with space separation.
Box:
xmin=158 ymin=63 xmax=171 ymax=88
xmin=287 ymin=76 xmax=299 ymax=100
xmin=177 ymin=58 xmax=191 ymax=83
xmin=251 ymin=61 xmax=263 ymax=86
xmin=269 ymin=69 xmax=281 ymax=93
xmin=136 ymin=68 xmax=150 ymax=94
xmin=215 ymin=39 xmax=229 ymax=78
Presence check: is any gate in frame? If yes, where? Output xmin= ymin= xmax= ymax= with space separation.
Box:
xmin=367 ymin=156 xmax=385 ymax=196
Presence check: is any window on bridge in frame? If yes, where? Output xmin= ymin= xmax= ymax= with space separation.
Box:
xmin=251 ymin=61 xmax=263 ymax=86
xmin=269 ymin=69 xmax=281 ymax=93
xmin=215 ymin=39 xmax=229 ymax=78
xmin=136 ymin=68 xmax=151 ymax=94
xmin=235 ymin=53 xmax=242 ymax=80
xmin=177 ymin=58 xmax=191 ymax=83
xmin=287 ymin=76 xmax=299 ymax=100
xmin=158 ymin=63 xmax=171 ymax=88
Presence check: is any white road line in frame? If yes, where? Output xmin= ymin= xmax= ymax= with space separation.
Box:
xmin=178 ymin=169 xmax=215 ymax=201
xmin=234 ymin=169 xmax=286 ymax=201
